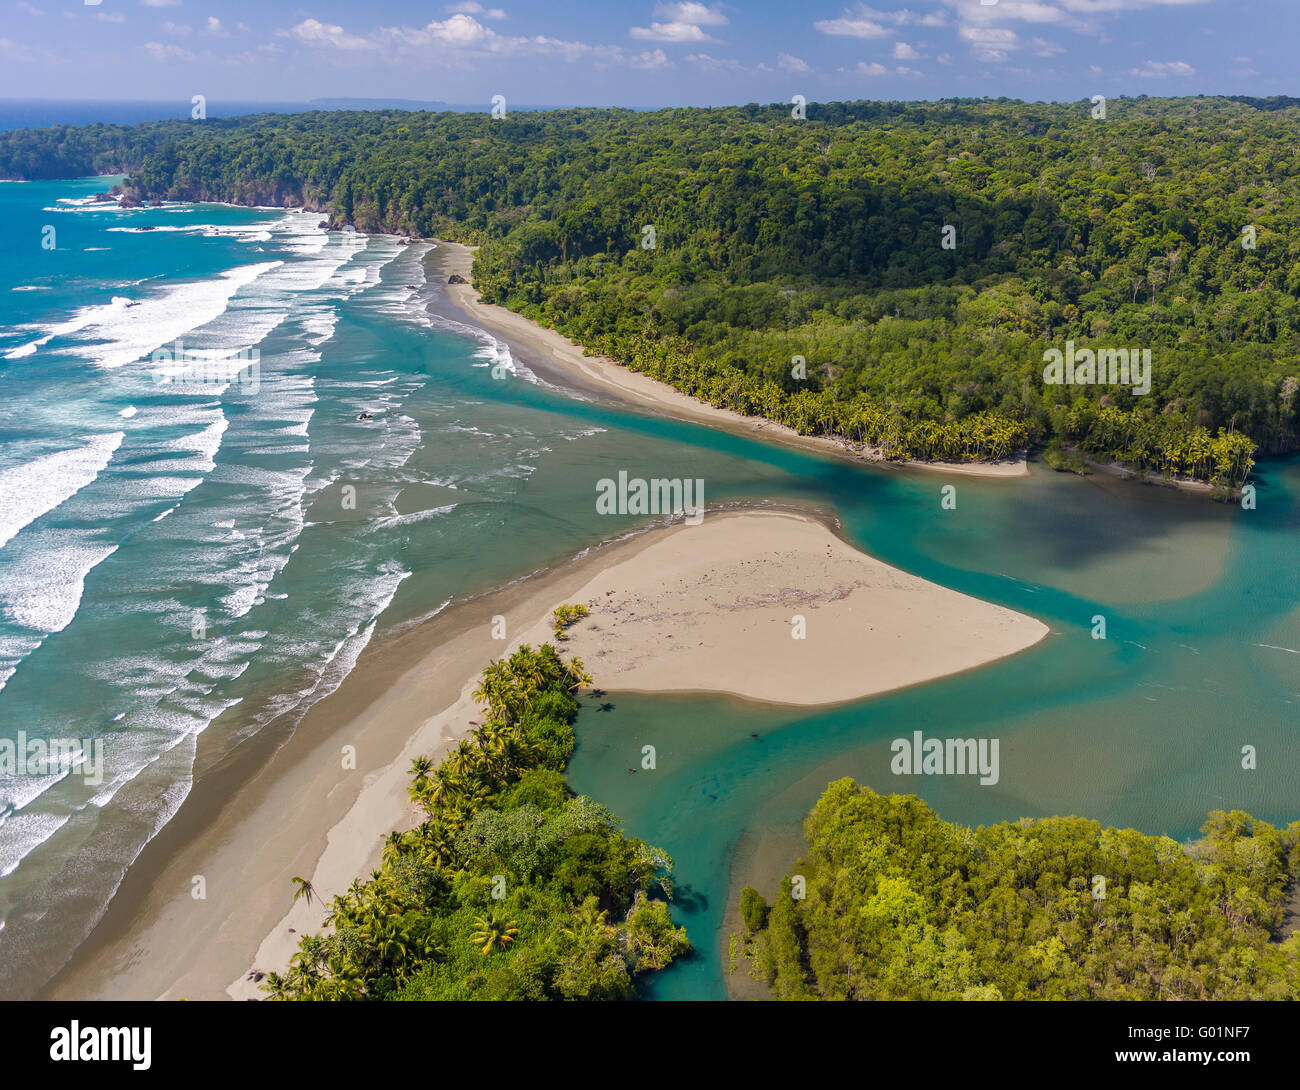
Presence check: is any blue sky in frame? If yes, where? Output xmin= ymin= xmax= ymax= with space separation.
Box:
xmin=0 ymin=0 xmax=1292 ymax=107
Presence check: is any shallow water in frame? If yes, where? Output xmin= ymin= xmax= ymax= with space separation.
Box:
xmin=0 ymin=178 xmax=1294 ymax=1001
xmin=568 ymin=456 xmax=1300 ymax=1000
xmin=0 ymin=177 xmax=848 ymax=994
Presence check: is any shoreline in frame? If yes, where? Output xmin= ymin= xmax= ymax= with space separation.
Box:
xmin=38 ymin=511 xmax=752 ymax=1000
xmin=427 ymin=240 xmax=1029 ymax=481
xmin=228 ymin=508 xmax=1046 ymax=1001
xmin=36 ymin=227 xmax=1047 ymax=1004
xmin=41 ymin=505 xmax=1047 ymax=1001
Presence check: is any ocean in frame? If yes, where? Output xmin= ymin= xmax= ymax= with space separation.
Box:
xmin=0 ymin=175 xmax=818 ymax=995
xmin=0 ymin=176 xmax=1297 ymax=1001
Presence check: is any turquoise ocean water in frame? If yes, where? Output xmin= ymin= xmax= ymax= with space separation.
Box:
xmin=0 ymin=177 xmax=1296 ymax=998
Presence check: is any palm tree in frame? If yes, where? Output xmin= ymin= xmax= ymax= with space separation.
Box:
xmin=407 ymin=755 xmax=434 ymax=800
xmin=561 ymin=898 xmax=610 ymax=941
xmin=381 ymin=830 xmax=408 ymax=865
xmin=566 ymin=658 xmax=593 ymax=692
xmin=262 ymin=971 xmax=291 ymax=1000
xmin=291 ymin=876 xmax=319 ymax=907
xmin=417 ymin=822 xmax=459 ymax=868
xmin=473 ymin=661 xmax=518 ymax=723
xmin=470 ymin=913 xmax=519 ymax=955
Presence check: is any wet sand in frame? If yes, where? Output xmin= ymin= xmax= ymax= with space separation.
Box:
xmin=40 ymin=247 xmax=1042 ymax=1003
xmin=432 ymin=240 xmax=1028 ymax=480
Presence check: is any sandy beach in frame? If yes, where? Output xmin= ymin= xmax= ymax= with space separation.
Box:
xmin=433 ymin=241 xmax=1028 ymax=480
xmin=231 ymin=511 xmax=1045 ymax=999
xmin=546 ymin=511 xmax=1047 ymax=705
xmin=39 ymin=248 xmax=1045 ymax=1004
xmin=42 ymin=506 xmax=1046 ymax=1002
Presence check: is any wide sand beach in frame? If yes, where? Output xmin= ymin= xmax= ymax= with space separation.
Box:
xmin=432 ymin=240 xmax=1028 ymax=480
xmin=40 ymin=247 xmax=1047 ymax=1003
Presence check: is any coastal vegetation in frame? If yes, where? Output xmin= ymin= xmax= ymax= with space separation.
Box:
xmin=2 ymin=97 xmax=1293 ymax=484
xmin=738 ymin=779 xmax=1300 ymax=1000
xmin=551 ymin=602 xmax=589 ymax=640
xmin=262 ymin=643 xmax=689 ymax=1000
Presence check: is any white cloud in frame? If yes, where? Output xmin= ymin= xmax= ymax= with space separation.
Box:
xmin=143 ymin=40 xmax=195 ymax=60
xmin=162 ymin=21 xmax=191 ymax=35
xmin=630 ymin=1 xmax=727 ymax=42
xmin=205 ymin=16 xmax=228 ymax=36
xmin=855 ymin=61 xmax=889 ymax=75
xmin=942 ymin=0 xmax=1211 ymax=41
xmin=630 ymin=21 xmax=712 ymax=42
xmin=401 ymin=13 xmax=491 ymax=46
xmin=0 ymin=36 xmax=34 ymax=60
xmin=1054 ymin=0 xmax=1210 ymax=10
xmin=16 ymin=2 xmax=42 ymax=16
xmin=1129 ymin=58 xmax=1195 ymax=77
xmin=140 ymin=0 xmax=182 ymax=7
xmin=887 ymin=6 xmax=947 ymax=26
xmin=895 ymin=64 xmax=922 ymax=75
xmin=778 ymin=51 xmax=809 ymax=72
xmin=653 ymin=1 xmax=728 ymax=24
xmin=892 ymin=41 xmax=921 ymax=58
xmin=817 ymin=4 xmax=946 ymax=37
xmin=815 ymin=14 xmax=891 ymax=38
xmin=376 ymin=16 xmax=625 ymax=66
xmin=289 ymin=18 xmax=376 ymax=51
xmin=444 ymin=2 xmax=508 ymax=18
xmin=95 ymin=11 xmax=126 ymax=22
xmin=948 ymin=0 xmax=1078 ymax=23
xmin=959 ymin=23 xmax=1020 ymax=61
xmin=685 ymin=51 xmax=744 ymax=70
xmin=629 ymin=48 xmax=670 ymax=68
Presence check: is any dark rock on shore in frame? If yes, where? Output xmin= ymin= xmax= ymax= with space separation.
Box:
xmin=448 ymin=273 xmax=468 ymax=285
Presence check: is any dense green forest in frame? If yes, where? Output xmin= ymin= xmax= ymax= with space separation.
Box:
xmin=739 ymin=779 xmax=1300 ymax=1000
xmin=5 ymin=96 xmax=1298 ymax=485
xmin=263 ymin=636 xmax=689 ymax=1000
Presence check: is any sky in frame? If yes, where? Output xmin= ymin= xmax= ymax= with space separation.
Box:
xmin=0 ymin=0 xmax=1293 ymax=109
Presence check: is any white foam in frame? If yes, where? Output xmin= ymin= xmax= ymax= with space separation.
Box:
xmin=0 ymin=538 xmax=120 ymax=689
xmin=0 ymin=432 xmax=124 ymax=550
xmin=4 ymin=263 xmax=280 ymax=368
xmin=425 ymin=312 xmax=539 ymax=384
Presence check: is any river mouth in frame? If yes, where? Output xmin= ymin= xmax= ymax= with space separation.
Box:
xmin=569 ymin=455 xmax=1298 ymax=1000
xmin=3 ymin=182 xmax=1294 ymax=1003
